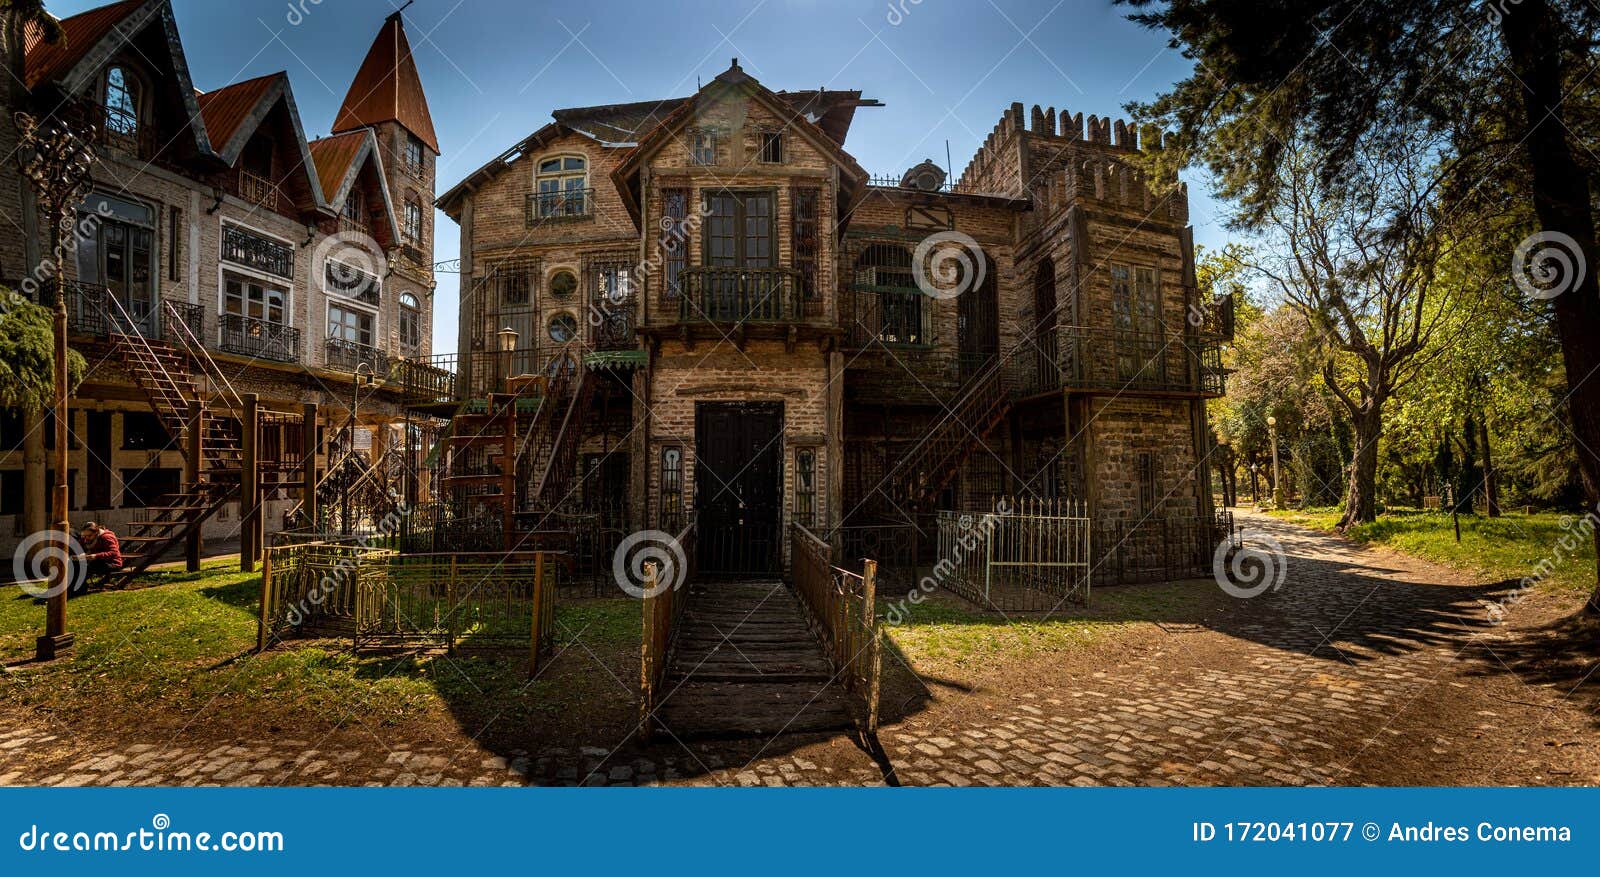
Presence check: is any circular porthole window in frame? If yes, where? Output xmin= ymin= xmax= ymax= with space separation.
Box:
xmin=549 ymin=269 xmax=577 ymax=299
xmin=548 ymin=312 xmax=578 ymax=343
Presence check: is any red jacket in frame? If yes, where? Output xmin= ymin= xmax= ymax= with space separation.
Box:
xmin=85 ymin=530 xmax=123 ymax=568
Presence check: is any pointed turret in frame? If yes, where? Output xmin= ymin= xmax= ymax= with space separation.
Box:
xmin=332 ymin=11 xmax=437 ymax=152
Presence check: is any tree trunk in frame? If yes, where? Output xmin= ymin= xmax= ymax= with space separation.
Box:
xmin=1501 ymin=0 xmax=1600 ymax=613
xmin=1479 ymin=415 xmax=1500 ymax=517
xmin=1340 ymin=408 xmax=1382 ymax=530
xmin=21 ymin=407 xmax=45 ymax=537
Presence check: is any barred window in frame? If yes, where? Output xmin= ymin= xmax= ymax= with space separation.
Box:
xmin=793 ymin=188 xmax=819 ymax=300
xmin=661 ymin=189 xmax=688 ymax=299
xmin=794 ymin=447 xmax=816 ymax=527
xmin=659 ymin=446 xmax=683 ymax=533
xmin=1137 ymin=452 xmax=1156 ymax=517
xmin=690 ymin=130 xmax=717 ymax=166
xmin=759 ymin=131 xmax=784 ymax=164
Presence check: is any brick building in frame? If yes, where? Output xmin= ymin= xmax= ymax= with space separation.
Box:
xmin=435 ymin=61 xmax=1231 ymax=581
xmin=0 ymin=1 xmax=440 ymax=573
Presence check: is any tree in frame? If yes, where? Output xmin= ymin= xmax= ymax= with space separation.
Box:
xmin=1248 ymin=142 xmax=1454 ymax=528
xmin=1121 ymin=0 xmax=1600 ymax=611
xmin=0 ymin=290 xmax=83 ymax=412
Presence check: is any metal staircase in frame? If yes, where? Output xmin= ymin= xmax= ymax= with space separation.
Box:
xmin=881 ymin=358 xmax=1013 ymax=513
xmin=529 ymin=367 xmax=594 ymax=512
xmin=99 ymin=298 xmax=243 ymax=583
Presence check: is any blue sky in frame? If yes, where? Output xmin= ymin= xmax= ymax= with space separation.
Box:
xmin=51 ymin=0 xmax=1228 ymax=350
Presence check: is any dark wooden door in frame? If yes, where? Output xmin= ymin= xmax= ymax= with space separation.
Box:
xmin=958 ymin=255 xmax=999 ymax=379
xmin=87 ymin=411 xmax=112 ymax=510
xmin=695 ymin=402 xmax=783 ymax=575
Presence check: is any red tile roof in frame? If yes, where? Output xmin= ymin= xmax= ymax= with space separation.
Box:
xmin=195 ymin=73 xmax=280 ymax=153
xmin=332 ymin=13 xmax=437 ymax=152
xmin=23 ymin=0 xmax=148 ymax=89
xmin=308 ymin=131 xmax=369 ymax=203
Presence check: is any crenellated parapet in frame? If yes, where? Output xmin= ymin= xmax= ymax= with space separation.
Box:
xmin=958 ymin=102 xmax=1188 ymax=224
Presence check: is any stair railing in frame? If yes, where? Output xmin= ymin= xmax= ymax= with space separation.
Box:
xmin=103 ymin=291 xmax=191 ymax=422
xmin=532 ymin=368 xmax=591 ymax=508
xmin=162 ymin=299 xmax=245 ymax=414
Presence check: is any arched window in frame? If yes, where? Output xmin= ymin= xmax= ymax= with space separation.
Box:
xmin=534 ymin=155 xmax=589 ymax=218
xmin=399 ymin=292 xmax=421 ymax=349
xmin=104 ymin=66 xmax=142 ymax=149
xmin=853 ymin=243 xmax=922 ymax=345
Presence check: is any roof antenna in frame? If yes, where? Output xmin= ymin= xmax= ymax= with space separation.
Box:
xmin=945 ymin=139 xmax=953 ymax=183
xmin=393 ymin=0 xmax=416 ymax=17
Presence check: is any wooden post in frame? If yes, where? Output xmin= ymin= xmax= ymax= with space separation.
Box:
xmin=861 ymin=558 xmax=880 ymax=733
xmin=301 ymin=402 xmax=318 ymax=530
xmin=240 ymin=393 xmax=260 ymax=572
xmin=256 ymin=546 xmax=272 ymax=653
xmin=185 ymin=400 xmax=203 ymax=572
xmin=640 ymin=562 xmax=658 ymax=742
xmin=528 ymin=553 xmax=546 ymax=678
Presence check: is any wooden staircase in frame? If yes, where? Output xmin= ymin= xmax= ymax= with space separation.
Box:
xmin=882 ymin=360 xmax=1013 ymax=513
xmin=102 ymin=330 xmax=242 ymax=583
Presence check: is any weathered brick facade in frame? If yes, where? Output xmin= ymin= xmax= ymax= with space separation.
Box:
xmin=437 ymin=63 xmax=1226 ymax=580
xmin=0 ymin=3 xmax=439 ymax=559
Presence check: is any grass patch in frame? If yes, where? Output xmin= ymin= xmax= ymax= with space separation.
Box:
xmin=1271 ymin=506 xmax=1597 ymax=594
xmin=0 ymin=561 xmax=641 ymax=744
xmin=884 ymin=578 xmax=1222 ymax=672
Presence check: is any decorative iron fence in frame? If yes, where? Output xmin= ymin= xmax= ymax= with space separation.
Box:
xmin=526 ymin=188 xmax=594 ymax=224
xmin=791 ymin=523 xmax=882 ymax=732
xmin=1060 ymin=327 xmax=1225 ymax=396
xmin=258 ymin=544 xmax=562 ymax=672
xmin=934 ymin=497 xmax=1092 ymax=611
xmin=833 ymin=521 xmax=920 ymax=590
xmin=1089 ymin=511 xmax=1236 ymax=585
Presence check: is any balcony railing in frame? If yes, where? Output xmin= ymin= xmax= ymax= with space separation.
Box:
xmin=60 ymin=282 xmax=110 ymax=336
xmin=221 ymin=313 xmax=300 ymax=363
xmin=676 ymin=266 xmax=806 ymax=324
xmin=526 ymin=188 xmax=594 ymax=224
xmin=1059 ymin=327 xmax=1226 ymax=396
xmin=325 ymin=337 xmax=389 ymax=375
xmin=236 ymin=170 xmax=289 ymax=213
xmin=390 ymin=354 xmax=458 ymax=405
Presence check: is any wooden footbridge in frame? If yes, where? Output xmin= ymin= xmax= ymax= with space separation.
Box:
xmin=641 ymin=527 xmax=882 ymax=741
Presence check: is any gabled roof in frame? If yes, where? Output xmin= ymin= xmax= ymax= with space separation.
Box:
xmin=610 ymin=61 xmax=871 ymax=223
xmin=436 ymin=78 xmax=878 ymax=218
xmin=308 ymin=130 xmax=401 ymax=243
xmin=22 ymin=0 xmax=149 ymax=89
xmin=24 ymin=0 xmax=214 ymax=157
xmin=332 ymin=12 xmax=438 ymax=152
xmin=196 ymin=73 xmax=281 ymax=159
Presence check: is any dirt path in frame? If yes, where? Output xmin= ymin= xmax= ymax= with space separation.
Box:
xmin=3 ymin=511 xmax=1598 ymax=786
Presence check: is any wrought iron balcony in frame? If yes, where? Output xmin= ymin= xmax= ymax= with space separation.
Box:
xmin=325 ymin=337 xmax=389 ymax=375
xmin=221 ymin=313 xmax=300 ymax=363
xmin=236 ymin=170 xmax=290 ymax=213
xmin=391 ymin=354 xmax=458 ymax=405
xmin=59 ymin=282 xmax=110 ymax=336
xmin=526 ymin=188 xmax=594 ymax=224
xmin=1059 ymin=327 xmax=1226 ymax=396
xmin=676 ymin=266 xmax=806 ymax=324
xmin=845 ymin=287 xmax=932 ymax=347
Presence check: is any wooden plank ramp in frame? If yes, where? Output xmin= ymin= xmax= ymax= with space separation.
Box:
xmin=655 ymin=579 xmax=855 ymax=739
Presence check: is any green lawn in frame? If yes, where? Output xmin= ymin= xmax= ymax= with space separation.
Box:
xmin=0 ymin=560 xmax=640 ymax=746
xmin=886 ymin=577 xmax=1223 ymax=672
xmin=1270 ymin=506 xmax=1598 ymax=595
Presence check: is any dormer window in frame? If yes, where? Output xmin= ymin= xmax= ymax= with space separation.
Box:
xmin=103 ymin=66 xmax=143 ymax=151
xmin=689 ymin=130 xmax=717 ymax=166
xmin=341 ymin=188 xmax=367 ymax=232
xmin=533 ymin=155 xmax=589 ymax=219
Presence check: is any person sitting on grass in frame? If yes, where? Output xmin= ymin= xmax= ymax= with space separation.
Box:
xmin=74 ymin=521 xmax=122 ymax=593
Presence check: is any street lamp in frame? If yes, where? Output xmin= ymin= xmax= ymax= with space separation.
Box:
xmin=1267 ymin=414 xmax=1285 ymax=509
xmin=15 ymin=110 xmax=98 ymax=661
xmin=497 ymin=326 xmax=518 ymax=391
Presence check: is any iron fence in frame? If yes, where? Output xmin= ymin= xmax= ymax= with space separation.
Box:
xmin=1089 ymin=511 xmax=1236 ymax=585
xmin=676 ymin=266 xmax=805 ymax=324
xmin=934 ymin=497 xmax=1092 ymax=611
xmin=258 ymin=544 xmax=563 ymax=672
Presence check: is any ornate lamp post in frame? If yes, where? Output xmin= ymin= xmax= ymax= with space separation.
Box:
xmin=1267 ymin=414 xmax=1285 ymax=510
xmin=14 ymin=111 xmax=98 ymax=660
xmin=497 ymin=326 xmax=518 ymax=391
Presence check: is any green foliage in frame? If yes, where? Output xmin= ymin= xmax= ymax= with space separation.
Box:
xmin=0 ymin=289 xmax=86 ymax=413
